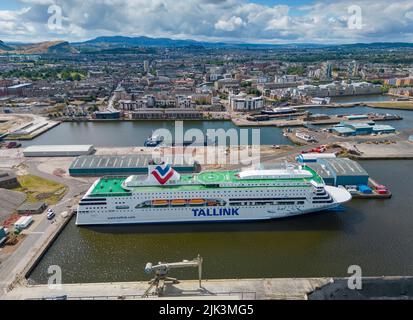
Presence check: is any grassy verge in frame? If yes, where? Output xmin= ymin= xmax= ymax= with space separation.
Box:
xmin=12 ymin=174 xmax=67 ymax=205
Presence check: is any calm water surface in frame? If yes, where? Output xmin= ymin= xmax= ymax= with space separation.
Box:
xmin=22 ymin=121 xmax=291 ymax=147
xmin=22 ymin=105 xmax=413 ymax=147
xmin=28 ymin=160 xmax=413 ymax=284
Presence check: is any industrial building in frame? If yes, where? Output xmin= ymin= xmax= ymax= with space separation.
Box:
xmin=23 ymin=145 xmax=95 ymax=157
xmin=330 ymin=122 xmax=396 ymax=136
xmin=308 ymin=158 xmax=369 ymax=186
xmin=305 ymin=163 xmax=336 ymax=186
xmin=296 ymin=153 xmax=336 ymax=163
xmin=69 ymin=154 xmax=200 ymax=176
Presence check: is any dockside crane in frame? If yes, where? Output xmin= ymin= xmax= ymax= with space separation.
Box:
xmin=142 ymin=254 xmax=203 ymax=297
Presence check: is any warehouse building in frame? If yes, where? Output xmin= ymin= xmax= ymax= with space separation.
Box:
xmin=330 ymin=122 xmax=395 ymax=136
xmin=296 ymin=153 xmax=336 ymax=163
xmin=306 ymin=163 xmax=336 ymax=186
xmin=372 ymin=125 xmax=396 ymax=134
xmin=316 ymin=158 xmax=369 ymax=186
xmin=23 ymin=145 xmax=95 ymax=157
xmin=69 ymin=154 xmax=200 ymax=176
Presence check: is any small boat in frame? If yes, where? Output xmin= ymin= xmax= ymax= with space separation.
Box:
xmin=189 ymin=199 xmax=205 ymax=205
xmin=206 ymin=200 xmax=218 ymax=206
xmin=152 ymin=200 xmax=169 ymax=206
xmin=171 ymin=199 xmax=187 ymax=206
xmin=144 ymin=134 xmax=164 ymax=147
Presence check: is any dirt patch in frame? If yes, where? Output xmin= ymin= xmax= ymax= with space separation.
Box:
xmin=52 ymin=168 xmax=66 ymax=177
xmin=1 ymin=234 xmax=27 ymax=255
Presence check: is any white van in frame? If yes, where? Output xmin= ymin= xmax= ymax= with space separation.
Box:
xmin=14 ymin=216 xmax=33 ymax=229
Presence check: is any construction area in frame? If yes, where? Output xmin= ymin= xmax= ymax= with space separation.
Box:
xmin=0 ymin=114 xmax=60 ymax=140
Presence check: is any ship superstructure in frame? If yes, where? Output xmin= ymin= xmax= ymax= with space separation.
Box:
xmin=76 ymin=162 xmax=352 ymax=225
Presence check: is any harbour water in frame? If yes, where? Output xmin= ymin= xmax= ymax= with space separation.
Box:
xmin=21 ymin=106 xmax=413 ymax=147
xmin=21 ymin=120 xmax=291 ymax=147
xmin=28 ymin=160 xmax=413 ymax=284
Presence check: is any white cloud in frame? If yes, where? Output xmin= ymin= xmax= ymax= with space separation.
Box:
xmin=266 ymin=16 xmax=290 ymax=31
xmin=215 ymin=16 xmax=245 ymax=32
xmin=405 ymin=11 xmax=413 ymax=20
xmin=0 ymin=0 xmax=412 ymax=43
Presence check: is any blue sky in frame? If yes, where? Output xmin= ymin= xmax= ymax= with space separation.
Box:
xmin=1 ymin=0 xmax=413 ymax=43
xmin=1 ymin=0 xmax=22 ymax=10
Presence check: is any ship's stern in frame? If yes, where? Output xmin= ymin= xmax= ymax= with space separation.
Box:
xmin=325 ymin=186 xmax=352 ymax=205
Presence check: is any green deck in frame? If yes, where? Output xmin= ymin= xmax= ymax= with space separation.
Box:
xmin=89 ymin=166 xmax=323 ymax=197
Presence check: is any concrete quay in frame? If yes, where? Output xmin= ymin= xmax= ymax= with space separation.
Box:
xmin=6 ymin=276 xmax=413 ymax=300
xmin=5 ymin=121 xmax=60 ymax=140
xmin=340 ymin=139 xmax=413 ymax=160
xmin=3 ymin=278 xmax=331 ymax=300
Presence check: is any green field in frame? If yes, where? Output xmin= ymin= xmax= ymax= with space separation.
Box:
xmin=13 ymin=174 xmax=67 ymax=205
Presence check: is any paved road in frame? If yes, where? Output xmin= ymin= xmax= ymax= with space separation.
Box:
xmin=0 ymin=160 xmax=90 ymax=297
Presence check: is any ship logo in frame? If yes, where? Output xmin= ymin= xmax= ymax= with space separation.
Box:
xmin=151 ymin=164 xmax=175 ymax=185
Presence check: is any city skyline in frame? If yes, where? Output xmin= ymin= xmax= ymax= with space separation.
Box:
xmin=0 ymin=0 xmax=413 ymax=44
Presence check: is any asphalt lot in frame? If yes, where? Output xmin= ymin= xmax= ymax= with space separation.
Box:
xmin=0 ymin=160 xmax=89 ymax=297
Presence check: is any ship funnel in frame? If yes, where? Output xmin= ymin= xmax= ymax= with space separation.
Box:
xmin=147 ymin=162 xmax=180 ymax=185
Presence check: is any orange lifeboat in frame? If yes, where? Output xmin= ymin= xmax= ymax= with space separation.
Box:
xmin=152 ymin=200 xmax=169 ymax=206
xmin=189 ymin=199 xmax=205 ymax=205
xmin=171 ymin=199 xmax=187 ymax=206
xmin=206 ymin=200 xmax=218 ymax=206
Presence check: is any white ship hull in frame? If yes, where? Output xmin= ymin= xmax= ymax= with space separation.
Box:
xmin=76 ymin=185 xmax=350 ymax=226
xmin=76 ymin=205 xmax=338 ymax=225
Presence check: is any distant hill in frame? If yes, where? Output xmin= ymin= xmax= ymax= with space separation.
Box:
xmin=16 ymin=41 xmax=79 ymax=54
xmin=340 ymin=42 xmax=413 ymax=48
xmin=0 ymin=40 xmax=78 ymax=54
xmin=78 ymin=36 xmax=326 ymax=49
xmin=0 ymin=40 xmax=14 ymax=52
xmin=77 ymin=36 xmax=413 ymax=50
xmin=2 ymin=36 xmax=413 ymax=55
xmin=80 ymin=36 xmax=207 ymax=47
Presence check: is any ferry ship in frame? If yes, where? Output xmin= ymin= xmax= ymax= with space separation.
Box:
xmin=261 ymin=107 xmax=297 ymax=115
xmin=75 ymin=162 xmax=352 ymax=225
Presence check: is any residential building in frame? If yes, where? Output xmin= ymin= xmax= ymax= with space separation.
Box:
xmin=229 ymin=94 xmax=264 ymax=111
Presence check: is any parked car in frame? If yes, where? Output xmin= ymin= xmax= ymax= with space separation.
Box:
xmin=47 ymin=211 xmax=55 ymax=220
xmin=5 ymin=141 xmax=21 ymax=149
